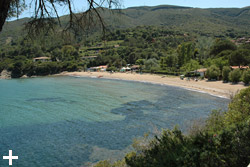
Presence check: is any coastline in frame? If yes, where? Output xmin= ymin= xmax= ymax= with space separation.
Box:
xmin=57 ymin=71 xmax=248 ymax=99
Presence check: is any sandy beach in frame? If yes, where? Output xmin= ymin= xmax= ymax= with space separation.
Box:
xmin=58 ymin=71 xmax=248 ymax=99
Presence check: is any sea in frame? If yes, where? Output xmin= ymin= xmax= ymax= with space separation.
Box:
xmin=0 ymin=76 xmax=229 ymax=166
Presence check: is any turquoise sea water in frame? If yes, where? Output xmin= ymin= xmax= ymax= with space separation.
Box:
xmin=0 ymin=76 xmax=229 ymax=166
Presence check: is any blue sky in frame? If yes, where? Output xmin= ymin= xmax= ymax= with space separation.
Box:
xmin=10 ymin=0 xmax=250 ymax=20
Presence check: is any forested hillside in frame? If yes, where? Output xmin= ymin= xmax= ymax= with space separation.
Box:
xmin=1 ymin=5 xmax=250 ymax=82
xmin=1 ymin=5 xmax=250 ymax=44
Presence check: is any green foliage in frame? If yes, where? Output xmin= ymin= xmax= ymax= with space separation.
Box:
xmin=160 ymin=54 xmax=178 ymax=69
xmin=222 ymin=66 xmax=231 ymax=82
xmin=94 ymin=159 xmax=126 ymax=167
xmin=229 ymin=69 xmax=241 ymax=83
xmin=206 ymin=65 xmax=221 ymax=80
xmin=229 ymin=49 xmax=250 ymax=67
xmin=195 ymin=37 xmax=214 ymax=62
xmin=1 ymin=21 xmax=250 ymax=79
xmin=106 ymin=66 xmax=117 ymax=72
xmin=126 ymin=127 xmax=189 ymax=167
xmin=2 ymin=5 xmax=250 ymax=45
xmin=125 ymin=122 xmax=250 ymax=167
xmin=181 ymin=60 xmax=200 ymax=73
xmin=242 ymin=69 xmax=250 ymax=85
xmin=210 ymin=39 xmax=237 ymax=57
xmin=177 ymin=42 xmax=195 ymax=67
xmin=94 ymin=160 xmax=112 ymax=167
xmin=11 ymin=61 xmax=24 ymax=78
xmin=61 ymin=45 xmax=79 ymax=61
xmin=122 ymin=87 xmax=250 ymax=167
xmin=135 ymin=59 xmax=145 ymax=65
xmin=225 ymin=87 xmax=250 ymax=125
xmin=144 ymin=58 xmax=159 ymax=71
xmin=203 ymin=56 xmax=229 ymax=71
xmin=205 ymin=110 xmax=225 ymax=133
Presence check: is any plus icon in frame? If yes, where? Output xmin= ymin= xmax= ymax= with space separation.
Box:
xmin=3 ymin=150 xmax=18 ymax=166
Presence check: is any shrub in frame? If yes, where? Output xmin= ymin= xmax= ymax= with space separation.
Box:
xmin=124 ymin=123 xmax=250 ymax=167
xmin=94 ymin=159 xmax=126 ymax=167
xmin=222 ymin=66 xmax=231 ymax=82
xmin=106 ymin=66 xmax=117 ymax=72
xmin=96 ymin=88 xmax=250 ymax=167
xmin=0 ymin=64 xmax=3 ymax=73
xmin=149 ymin=66 xmax=161 ymax=73
xmin=225 ymin=87 xmax=250 ymax=125
xmin=229 ymin=69 xmax=241 ymax=83
xmin=242 ymin=69 xmax=250 ymax=85
xmin=11 ymin=61 xmax=24 ymax=78
xmin=206 ymin=65 xmax=221 ymax=80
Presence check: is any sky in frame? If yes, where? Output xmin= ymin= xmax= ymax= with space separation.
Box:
xmin=9 ymin=0 xmax=250 ymax=21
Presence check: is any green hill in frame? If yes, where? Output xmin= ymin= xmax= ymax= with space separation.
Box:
xmin=1 ymin=5 xmax=250 ymax=44
xmin=106 ymin=5 xmax=250 ymax=36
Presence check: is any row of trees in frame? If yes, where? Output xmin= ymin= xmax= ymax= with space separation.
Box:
xmin=206 ymin=65 xmax=250 ymax=85
xmin=9 ymin=61 xmax=82 ymax=78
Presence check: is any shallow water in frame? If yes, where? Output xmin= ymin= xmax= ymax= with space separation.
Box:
xmin=0 ymin=76 xmax=229 ymax=166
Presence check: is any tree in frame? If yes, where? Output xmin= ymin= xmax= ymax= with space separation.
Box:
xmin=11 ymin=61 xmax=24 ymax=78
xmin=61 ymin=45 xmax=78 ymax=61
xmin=0 ymin=0 xmax=25 ymax=32
xmin=195 ymin=36 xmax=214 ymax=62
xmin=206 ymin=65 xmax=221 ymax=80
xmin=0 ymin=0 xmax=120 ymax=32
xmin=222 ymin=66 xmax=231 ymax=82
xmin=144 ymin=58 xmax=159 ymax=71
xmin=210 ymin=39 xmax=236 ymax=57
xmin=181 ymin=60 xmax=200 ymax=73
xmin=242 ymin=69 xmax=250 ymax=85
xmin=135 ymin=59 xmax=145 ymax=66
xmin=177 ymin=42 xmax=195 ymax=67
xmin=229 ymin=69 xmax=241 ymax=84
xmin=160 ymin=54 xmax=178 ymax=68
xmin=229 ymin=49 xmax=250 ymax=67
xmin=225 ymin=87 xmax=250 ymax=125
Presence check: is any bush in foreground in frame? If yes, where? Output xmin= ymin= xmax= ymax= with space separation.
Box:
xmin=94 ymin=87 xmax=250 ymax=167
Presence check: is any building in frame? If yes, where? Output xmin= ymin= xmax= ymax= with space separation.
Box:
xmin=33 ymin=57 xmax=51 ymax=62
xmin=131 ymin=65 xmax=140 ymax=71
xmin=196 ymin=68 xmax=207 ymax=77
xmin=89 ymin=65 xmax=108 ymax=72
xmin=231 ymin=66 xmax=249 ymax=70
xmin=98 ymin=65 xmax=108 ymax=72
xmin=120 ymin=67 xmax=131 ymax=72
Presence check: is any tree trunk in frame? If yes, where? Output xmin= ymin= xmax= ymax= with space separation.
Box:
xmin=0 ymin=0 xmax=11 ymax=32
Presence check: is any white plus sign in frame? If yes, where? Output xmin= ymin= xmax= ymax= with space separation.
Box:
xmin=3 ymin=150 xmax=18 ymax=166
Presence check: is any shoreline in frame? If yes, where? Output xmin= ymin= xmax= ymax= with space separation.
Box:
xmin=57 ymin=71 xmax=248 ymax=99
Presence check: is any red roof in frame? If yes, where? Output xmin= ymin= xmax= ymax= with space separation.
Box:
xmin=231 ymin=66 xmax=249 ymax=69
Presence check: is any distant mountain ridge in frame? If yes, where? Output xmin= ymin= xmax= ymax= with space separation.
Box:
xmin=1 ymin=5 xmax=250 ymax=44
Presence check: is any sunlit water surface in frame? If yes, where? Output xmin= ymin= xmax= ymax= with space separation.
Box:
xmin=0 ymin=76 xmax=229 ymax=166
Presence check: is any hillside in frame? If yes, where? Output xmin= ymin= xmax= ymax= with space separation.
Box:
xmin=105 ymin=5 xmax=250 ymax=36
xmin=1 ymin=5 xmax=250 ymax=44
